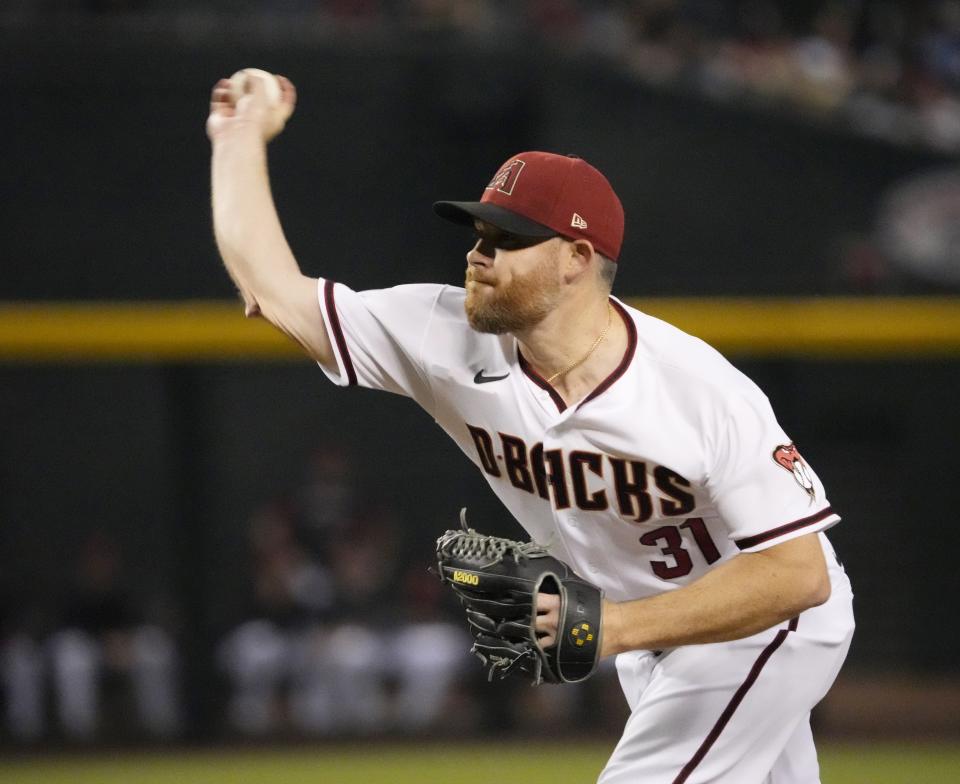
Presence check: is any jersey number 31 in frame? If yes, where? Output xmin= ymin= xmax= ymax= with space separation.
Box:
xmin=640 ymin=518 xmax=721 ymax=579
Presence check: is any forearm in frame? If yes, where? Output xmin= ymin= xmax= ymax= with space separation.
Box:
xmin=211 ymin=126 xmax=301 ymax=308
xmin=210 ymin=124 xmax=331 ymax=363
xmin=601 ymin=535 xmax=830 ymax=657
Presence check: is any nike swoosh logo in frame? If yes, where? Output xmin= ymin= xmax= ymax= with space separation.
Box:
xmin=474 ymin=369 xmax=510 ymax=384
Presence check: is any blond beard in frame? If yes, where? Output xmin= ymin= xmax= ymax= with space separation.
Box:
xmin=464 ymin=252 xmax=561 ymax=334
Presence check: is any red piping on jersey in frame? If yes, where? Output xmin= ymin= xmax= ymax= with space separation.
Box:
xmin=578 ymin=299 xmax=637 ymax=410
xmin=517 ymin=298 xmax=637 ymax=414
xmin=518 ymin=351 xmax=568 ymax=412
xmin=735 ymin=507 xmax=836 ymax=551
xmin=323 ymin=279 xmax=357 ymax=386
xmin=672 ymin=617 xmax=800 ymax=784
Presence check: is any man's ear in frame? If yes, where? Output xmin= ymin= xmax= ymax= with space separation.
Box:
xmin=561 ymin=238 xmax=596 ymax=283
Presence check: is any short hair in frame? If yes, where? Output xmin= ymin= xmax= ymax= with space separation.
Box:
xmin=597 ymin=254 xmax=617 ymax=292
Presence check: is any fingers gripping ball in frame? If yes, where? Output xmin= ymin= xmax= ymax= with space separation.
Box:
xmin=435 ymin=510 xmax=604 ymax=686
xmin=229 ymin=68 xmax=283 ymax=107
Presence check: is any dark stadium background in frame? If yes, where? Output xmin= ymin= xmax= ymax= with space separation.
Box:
xmin=1 ymin=0 xmax=958 ymax=765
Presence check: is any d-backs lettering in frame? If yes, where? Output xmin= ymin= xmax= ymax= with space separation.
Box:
xmin=466 ymin=424 xmax=695 ymax=520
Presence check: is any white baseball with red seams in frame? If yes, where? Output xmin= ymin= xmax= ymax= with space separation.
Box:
xmin=316 ymin=280 xmax=854 ymax=783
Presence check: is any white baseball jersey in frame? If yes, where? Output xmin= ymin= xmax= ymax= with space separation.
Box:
xmin=316 ymin=278 xmax=854 ymax=783
xmin=317 ymin=280 xmax=839 ymax=596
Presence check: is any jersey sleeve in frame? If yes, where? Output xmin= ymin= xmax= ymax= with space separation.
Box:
xmin=316 ymin=277 xmax=441 ymax=414
xmin=705 ymin=390 xmax=840 ymax=553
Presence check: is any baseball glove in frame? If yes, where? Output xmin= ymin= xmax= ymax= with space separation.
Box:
xmin=435 ymin=510 xmax=603 ymax=685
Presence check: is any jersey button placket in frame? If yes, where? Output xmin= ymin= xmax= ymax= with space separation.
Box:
xmin=540 ymin=428 xmax=576 ymax=560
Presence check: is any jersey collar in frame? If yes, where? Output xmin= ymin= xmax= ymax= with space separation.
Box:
xmin=517 ymin=298 xmax=637 ymax=414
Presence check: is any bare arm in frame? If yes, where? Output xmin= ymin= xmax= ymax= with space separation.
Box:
xmin=537 ymin=532 xmax=830 ymax=654
xmin=208 ymin=73 xmax=334 ymax=369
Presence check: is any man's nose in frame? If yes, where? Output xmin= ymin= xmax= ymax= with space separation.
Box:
xmin=467 ymin=240 xmax=493 ymax=266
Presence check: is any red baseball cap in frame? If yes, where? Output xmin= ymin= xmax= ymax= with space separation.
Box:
xmin=434 ymin=151 xmax=625 ymax=261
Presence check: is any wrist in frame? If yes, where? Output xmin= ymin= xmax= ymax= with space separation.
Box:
xmin=600 ymin=599 xmax=624 ymax=658
xmin=210 ymin=119 xmax=268 ymax=149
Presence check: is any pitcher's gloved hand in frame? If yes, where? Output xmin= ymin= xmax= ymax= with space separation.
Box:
xmin=435 ymin=509 xmax=603 ymax=685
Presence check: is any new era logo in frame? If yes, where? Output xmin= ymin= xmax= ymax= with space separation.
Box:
xmin=571 ymin=213 xmax=588 ymax=229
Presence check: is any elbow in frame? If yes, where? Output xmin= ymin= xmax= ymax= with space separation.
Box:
xmin=799 ymin=567 xmax=831 ymax=611
xmin=242 ymin=293 xmax=261 ymax=318
xmin=776 ymin=564 xmax=831 ymax=618
xmin=766 ymin=533 xmax=832 ymax=614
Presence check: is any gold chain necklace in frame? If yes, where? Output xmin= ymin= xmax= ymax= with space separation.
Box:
xmin=546 ymin=303 xmax=613 ymax=385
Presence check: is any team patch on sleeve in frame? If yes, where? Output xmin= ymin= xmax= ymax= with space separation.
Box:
xmin=772 ymin=443 xmax=815 ymax=500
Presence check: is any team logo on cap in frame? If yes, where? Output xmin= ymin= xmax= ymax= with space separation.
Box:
xmin=773 ymin=443 xmax=815 ymax=500
xmin=486 ymin=159 xmax=525 ymax=196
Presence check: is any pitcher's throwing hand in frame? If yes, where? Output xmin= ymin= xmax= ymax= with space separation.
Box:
xmin=207 ymin=70 xmax=296 ymax=143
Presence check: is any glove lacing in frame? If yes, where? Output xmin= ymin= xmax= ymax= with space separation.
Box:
xmin=471 ymin=640 xmax=544 ymax=684
xmin=440 ymin=508 xmax=549 ymax=569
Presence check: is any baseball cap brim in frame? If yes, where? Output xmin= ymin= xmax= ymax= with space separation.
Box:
xmin=433 ymin=200 xmax=557 ymax=237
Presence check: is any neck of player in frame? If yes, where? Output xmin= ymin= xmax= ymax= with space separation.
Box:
xmin=517 ymin=295 xmax=625 ymax=402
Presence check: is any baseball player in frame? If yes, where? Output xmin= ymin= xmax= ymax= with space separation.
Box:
xmin=208 ymin=73 xmax=854 ymax=783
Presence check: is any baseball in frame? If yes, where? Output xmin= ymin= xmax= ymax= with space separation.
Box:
xmin=228 ymin=68 xmax=282 ymax=106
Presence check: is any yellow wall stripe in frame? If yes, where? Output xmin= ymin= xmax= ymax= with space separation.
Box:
xmin=0 ymin=302 xmax=302 ymax=361
xmin=0 ymin=297 xmax=958 ymax=362
xmin=627 ymin=297 xmax=960 ymax=357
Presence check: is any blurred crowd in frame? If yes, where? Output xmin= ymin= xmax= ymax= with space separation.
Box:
xmin=6 ymin=1 xmax=960 ymax=152
xmin=1 ymin=532 xmax=180 ymax=742
xmin=215 ymin=446 xmax=471 ymax=737
xmin=0 ymin=444 xmax=621 ymax=744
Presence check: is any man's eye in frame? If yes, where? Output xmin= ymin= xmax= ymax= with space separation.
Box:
xmin=472 ymin=231 xmax=537 ymax=252
xmin=496 ymin=234 xmax=525 ymax=249
xmin=474 ymin=233 xmax=504 ymax=250
xmin=472 ymin=235 xmax=497 ymax=256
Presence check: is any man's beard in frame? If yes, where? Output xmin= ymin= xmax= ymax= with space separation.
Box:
xmin=464 ymin=254 xmax=560 ymax=334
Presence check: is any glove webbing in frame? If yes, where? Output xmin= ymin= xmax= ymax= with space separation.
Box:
xmin=440 ymin=509 xmax=550 ymax=568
